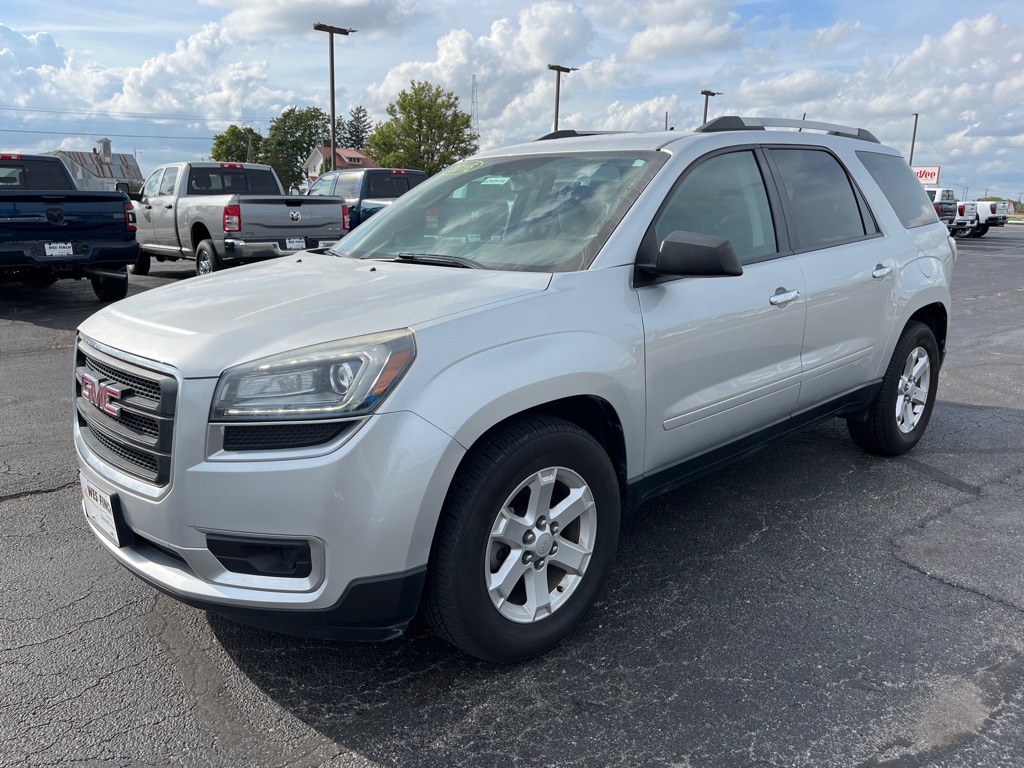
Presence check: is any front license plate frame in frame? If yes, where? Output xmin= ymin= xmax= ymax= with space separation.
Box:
xmin=80 ymin=473 xmax=128 ymax=546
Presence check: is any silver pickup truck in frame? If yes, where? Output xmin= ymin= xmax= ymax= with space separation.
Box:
xmin=131 ymin=161 xmax=345 ymax=275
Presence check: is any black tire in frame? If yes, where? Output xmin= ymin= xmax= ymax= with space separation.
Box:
xmin=847 ymin=321 xmax=939 ymax=456
xmin=91 ymin=266 xmax=129 ymax=302
xmin=970 ymin=224 xmax=989 ymax=238
xmin=425 ymin=416 xmax=620 ymax=663
xmin=128 ymin=252 xmax=151 ymax=276
xmin=195 ymin=239 xmax=222 ymax=275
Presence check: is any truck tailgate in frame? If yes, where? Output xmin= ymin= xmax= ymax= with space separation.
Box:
xmin=0 ymin=192 xmax=132 ymax=246
xmin=238 ymin=196 xmax=345 ymax=245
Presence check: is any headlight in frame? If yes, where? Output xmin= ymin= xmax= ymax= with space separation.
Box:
xmin=210 ymin=329 xmax=416 ymax=422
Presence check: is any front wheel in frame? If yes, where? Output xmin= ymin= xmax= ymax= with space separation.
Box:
xmin=91 ymin=266 xmax=129 ymax=302
xmin=195 ymin=240 xmax=222 ymax=275
xmin=128 ymin=252 xmax=151 ymax=276
xmin=425 ymin=416 xmax=621 ymax=663
xmin=847 ymin=321 xmax=939 ymax=456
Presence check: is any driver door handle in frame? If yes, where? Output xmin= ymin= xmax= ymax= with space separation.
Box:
xmin=769 ymin=289 xmax=801 ymax=306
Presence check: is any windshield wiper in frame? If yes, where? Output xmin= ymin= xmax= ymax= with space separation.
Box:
xmin=396 ymin=252 xmax=485 ymax=269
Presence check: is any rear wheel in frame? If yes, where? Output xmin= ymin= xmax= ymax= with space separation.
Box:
xmin=425 ymin=416 xmax=621 ymax=663
xmin=91 ymin=266 xmax=129 ymax=302
xmin=195 ymin=240 xmax=222 ymax=275
xmin=970 ymin=224 xmax=989 ymax=238
xmin=847 ymin=321 xmax=939 ymax=456
xmin=128 ymin=252 xmax=151 ymax=275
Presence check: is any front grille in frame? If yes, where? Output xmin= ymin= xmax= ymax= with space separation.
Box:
xmin=76 ymin=339 xmax=177 ymax=486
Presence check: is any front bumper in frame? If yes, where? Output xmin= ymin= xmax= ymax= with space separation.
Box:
xmin=221 ymin=237 xmax=339 ymax=263
xmin=1 ymin=239 xmax=139 ymax=280
xmin=76 ymin=373 xmax=465 ymax=639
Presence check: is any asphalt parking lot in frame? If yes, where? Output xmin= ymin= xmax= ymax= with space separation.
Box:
xmin=2 ymin=227 xmax=1023 ymax=767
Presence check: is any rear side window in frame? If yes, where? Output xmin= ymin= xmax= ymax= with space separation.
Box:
xmin=770 ymin=148 xmax=870 ymax=250
xmin=857 ymin=151 xmax=937 ymax=229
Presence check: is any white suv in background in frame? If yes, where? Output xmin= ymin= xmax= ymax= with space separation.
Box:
xmin=75 ymin=117 xmax=956 ymax=663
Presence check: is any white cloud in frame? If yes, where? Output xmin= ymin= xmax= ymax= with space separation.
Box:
xmin=626 ymin=12 xmax=744 ymax=60
xmin=197 ymin=0 xmax=421 ymax=39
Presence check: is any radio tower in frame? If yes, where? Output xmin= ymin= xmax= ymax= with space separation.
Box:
xmin=471 ymin=74 xmax=480 ymax=136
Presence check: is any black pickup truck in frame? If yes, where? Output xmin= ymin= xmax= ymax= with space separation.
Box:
xmin=306 ymin=167 xmax=427 ymax=234
xmin=1 ymin=154 xmax=139 ymax=301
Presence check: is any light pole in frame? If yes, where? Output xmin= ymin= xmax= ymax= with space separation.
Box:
xmin=547 ymin=64 xmax=578 ymax=131
xmin=700 ymin=89 xmax=722 ymax=124
xmin=909 ymin=113 xmax=919 ymax=166
xmin=313 ymin=22 xmax=357 ymax=173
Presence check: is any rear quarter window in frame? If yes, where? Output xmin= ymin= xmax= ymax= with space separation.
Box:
xmin=857 ymin=151 xmax=937 ymax=229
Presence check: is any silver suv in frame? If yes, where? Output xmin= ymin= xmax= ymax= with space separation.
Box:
xmin=75 ymin=117 xmax=955 ymax=663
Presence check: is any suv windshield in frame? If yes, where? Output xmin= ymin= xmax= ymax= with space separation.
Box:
xmin=330 ymin=151 xmax=666 ymax=272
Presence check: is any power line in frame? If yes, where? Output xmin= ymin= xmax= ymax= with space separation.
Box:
xmin=0 ymin=103 xmax=274 ymax=123
xmin=0 ymin=128 xmax=214 ymax=141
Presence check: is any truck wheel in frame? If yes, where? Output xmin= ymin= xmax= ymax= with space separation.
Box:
xmin=970 ymin=224 xmax=989 ymax=238
xmin=128 ymin=252 xmax=151 ymax=276
xmin=425 ymin=416 xmax=620 ymax=663
xmin=91 ymin=267 xmax=129 ymax=302
xmin=195 ymin=240 xmax=222 ymax=275
xmin=846 ymin=321 xmax=939 ymax=456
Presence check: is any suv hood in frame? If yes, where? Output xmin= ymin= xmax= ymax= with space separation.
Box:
xmin=79 ymin=254 xmax=551 ymax=377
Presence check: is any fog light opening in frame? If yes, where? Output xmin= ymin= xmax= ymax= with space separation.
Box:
xmin=206 ymin=534 xmax=313 ymax=578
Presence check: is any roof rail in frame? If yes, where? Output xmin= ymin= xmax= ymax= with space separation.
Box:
xmin=696 ymin=116 xmax=879 ymax=144
xmin=534 ymin=129 xmax=632 ymax=141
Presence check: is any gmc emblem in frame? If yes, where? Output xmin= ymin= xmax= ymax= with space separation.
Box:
xmin=79 ymin=370 xmax=130 ymax=417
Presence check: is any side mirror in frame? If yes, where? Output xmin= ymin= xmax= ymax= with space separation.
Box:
xmin=637 ymin=230 xmax=743 ymax=279
xmin=115 ymin=182 xmax=130 ymax=195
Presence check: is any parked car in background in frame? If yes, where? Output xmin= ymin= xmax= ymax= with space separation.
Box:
xmin=967 ymin=199 xmax=1009 ymax=237
xmin=924 ymin=187 xmax=957 ymax=229
xmin=1 ymin=153 xmax=138 ymax=301
xmin=131 ymin=162 xmax=346 ymax=276
xmin=306 ymin=167 xmax=427 ymax=234
xmin=75 ymin=116 xmax=955 ymax=663
xmin=951 ymin=200 xmax=978 ymax=237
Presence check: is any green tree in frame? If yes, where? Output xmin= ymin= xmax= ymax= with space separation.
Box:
xmin=366 ymin=81 xmax=478 ymax=175
xmin=258 ymin=106 xmax=333 ymax=191
xmin=342 ymin=105 xmax=372 ymax=149
xmin=210 ymin=124 xmax=264 ymax=163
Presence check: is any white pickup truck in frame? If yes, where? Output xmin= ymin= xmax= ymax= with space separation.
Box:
xmin=131 ymin=161 xmax=346 ymax=275
xmin=950 ymin=200 xmax=978 ymax=237
xmin=967 ymin=199 xmax=1009 ymax=238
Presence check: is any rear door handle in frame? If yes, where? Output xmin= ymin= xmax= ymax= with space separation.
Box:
xmin=769 ymin=289 xmax=801 ymax=306
xmin=872 ymin=264 xmax=893 ymax=279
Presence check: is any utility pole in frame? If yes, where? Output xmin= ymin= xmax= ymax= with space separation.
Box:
xmin=909 ymin=113 xmax=919 ymax=166
xmin=313 ymin=22 xmax=357 ymax=172
xmin=471 ymin=74 xmax=480 ymax=136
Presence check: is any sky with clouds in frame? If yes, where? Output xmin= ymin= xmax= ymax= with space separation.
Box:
xmin=2 ymin=0 xmax=1022 ymax=199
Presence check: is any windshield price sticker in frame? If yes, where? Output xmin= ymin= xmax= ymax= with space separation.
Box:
xmin=44 ymin=242 xmax=73 ymax=257
xmin=80 ymin=473 xmax=119 ymax=546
